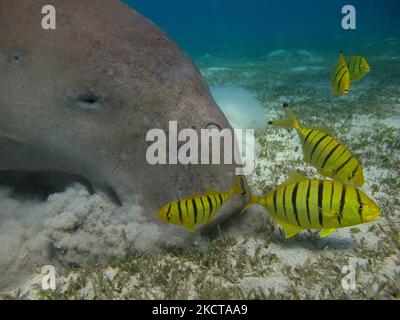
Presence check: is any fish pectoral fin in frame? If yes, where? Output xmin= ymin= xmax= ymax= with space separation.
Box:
xmin=279 ymin=222 xmax=302 ymax=239
xmin=320 ymin=228 xmax=336 ymax=238
xmin=186 ymin=225 xmax=196 ymax=233
xmin=323 ymin=210 xmax=339 ymax=219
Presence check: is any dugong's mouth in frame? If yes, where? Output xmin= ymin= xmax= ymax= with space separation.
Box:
xmin=0 ymin=170 xmax=120 ymax=204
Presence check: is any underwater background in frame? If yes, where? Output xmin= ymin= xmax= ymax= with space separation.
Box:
xmin=128 ymin=0 xmax=400 ymax=58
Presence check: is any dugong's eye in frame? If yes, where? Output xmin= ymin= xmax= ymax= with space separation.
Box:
xmin=68 ymin=91 xmax=105 ymax=112
xmin=78 ymin=94 xmax=99 ymax=105
xmin=9 ymin=51 xmax=22 ymax=63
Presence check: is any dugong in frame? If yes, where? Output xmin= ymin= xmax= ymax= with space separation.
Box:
xmin=0 ymin=0 xmax=246 ymax=226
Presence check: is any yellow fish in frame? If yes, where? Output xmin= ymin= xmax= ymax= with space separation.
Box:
xmin=242 ymin=171 xmax=380 ymax=239
xmin=269 ymin=103 xmax=365 ymax=187
xmin=332 ymin=51 xmax=351 ymax=95
xmin=157 ymin=176 xmax=244 ymax=233
xmin=345 ymin=55 xmax=371 ymax=82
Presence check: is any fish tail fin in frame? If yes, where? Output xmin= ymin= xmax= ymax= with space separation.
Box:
xmin=268 ymin=103 xmax=301 ymax=129
xmin=240 ymin=192 xmax=258 ymax=214
xmin=230 ymin=176 xmax=245 ymax=195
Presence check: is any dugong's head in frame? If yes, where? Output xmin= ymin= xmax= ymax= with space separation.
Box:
xmin=0 ymin=0 xmax=246 ymax=224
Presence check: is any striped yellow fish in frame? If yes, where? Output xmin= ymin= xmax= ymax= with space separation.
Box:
xmin=242 ymin=171 xmax=380 ymax=238
xmin=345 ymin=55 xmax=371 ymax=82
xmin=269 ymin=103 xmax=365 ymax=187
xmin=332 ymin=51 xmax=351 ymax=95
xmin=157 ymin=176 xmax=244 ymax=233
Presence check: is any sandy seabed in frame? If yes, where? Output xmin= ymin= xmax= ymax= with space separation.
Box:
xmin=1 ymin=45 xmax=399 ymax=299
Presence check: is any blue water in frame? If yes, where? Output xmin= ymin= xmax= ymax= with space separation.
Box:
xmin=124 ymin=0 xmax=400 ymax=57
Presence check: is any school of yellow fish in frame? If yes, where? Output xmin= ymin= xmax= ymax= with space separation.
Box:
xmin=332 ymin=51 xmax=370 ymax=95
xmin=156 ymin=51 xmax=380 ymax=239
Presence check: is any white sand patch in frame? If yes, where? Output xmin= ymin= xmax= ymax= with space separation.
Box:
xmin=210 ymin=85 xmax=267 ymax=132
xmin=266 ymin=49 xmax=289 ymax=59
xmin=290 ymin=66 xmax=326 ymax=73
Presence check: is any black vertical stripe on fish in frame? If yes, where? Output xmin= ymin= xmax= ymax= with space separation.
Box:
xmin=282 ymin=187 xmax=288 ymax=221
xmin=166 ymin=203 xmax=172 ymax=222
xmin=333 ymin=148 xmax=347 ymax=164
xmin=310 ymin=134 xmax=328 ymax=161
xmin=336 ymin=155 xmax=353 ymax=174
xmin=273 ymin=190 xmax=277 ymax=214
xmin=206 ymin=196 xmax=213 ymax=217
xmin=330 ymin=182 xmax=342 ymax=227
xmin=350 ymin=57 xmax=356 ymax=71
xmin=318 ymin=181 xmax=324 ymax=226
xmin=330 ymin=182 xmax=341 ymax=226
xmin=192 ymin=199 xmax=198 ymax=224
xmin=185 ymin=200 xmax=189 ymax=220
xmin=199 ymin=197 xmax=204 ymax=211
xmin=321 ymin=143 xmax=340 ymax=169
xmin=339 ymin=185 xmax=346 ymax=219
xmin=356 ymin=188 xmax=363 ymax=222
xmin=337 ymin=68 xmax=348 ymax=91
xmin=315 ymin=137 xmax=334 ymax=162
xmin=347 ymin=57 xmax=352 ymax=70
xmin=353 ymin=57 xmax=358 ymax=71
xmin=213 ymin=195 xmax=219 ymax=209
xmin=334 ymin=64 xmax=346 ymax=81
xmin=349 ymin=163 xmax=359 ymax=180
xmin=218 ymin=194 xmax=223 ymax=207
xmin=292 ymin=183 xmax=301 ymax=226
xmin=357 ymin=56 xmax=362 ymax=74
xmin=215 ymin=194 xmax=221 ymax=209
xmin=303 ymin=129 xmax=315 ymax=146
xmin=178 ymin=201 xmax=183 ymax=223
xmin=306 ymin=181 xmax=311 ymax=225
xmin=352 ymin=57 xmax=358 ymax=72
xmin=199 ymin=197 xmax=205 ymax=218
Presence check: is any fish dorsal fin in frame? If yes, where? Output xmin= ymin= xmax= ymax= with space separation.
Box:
xmin=280 ymin=171 xmax=309 ymax=187
xmin=320 ymin=228 xmax=336 ymax=238
xmin=315 ymin=124 xmax=334 ymax=136
xmin=186 ymin=193 xmax=200 ymax=199
xmin=279 ymin=221 xmax=302 ymax=239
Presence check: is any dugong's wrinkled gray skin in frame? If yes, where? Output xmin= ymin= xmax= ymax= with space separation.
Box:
xmin=0 ymin=0 xmax=246 ymax=225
